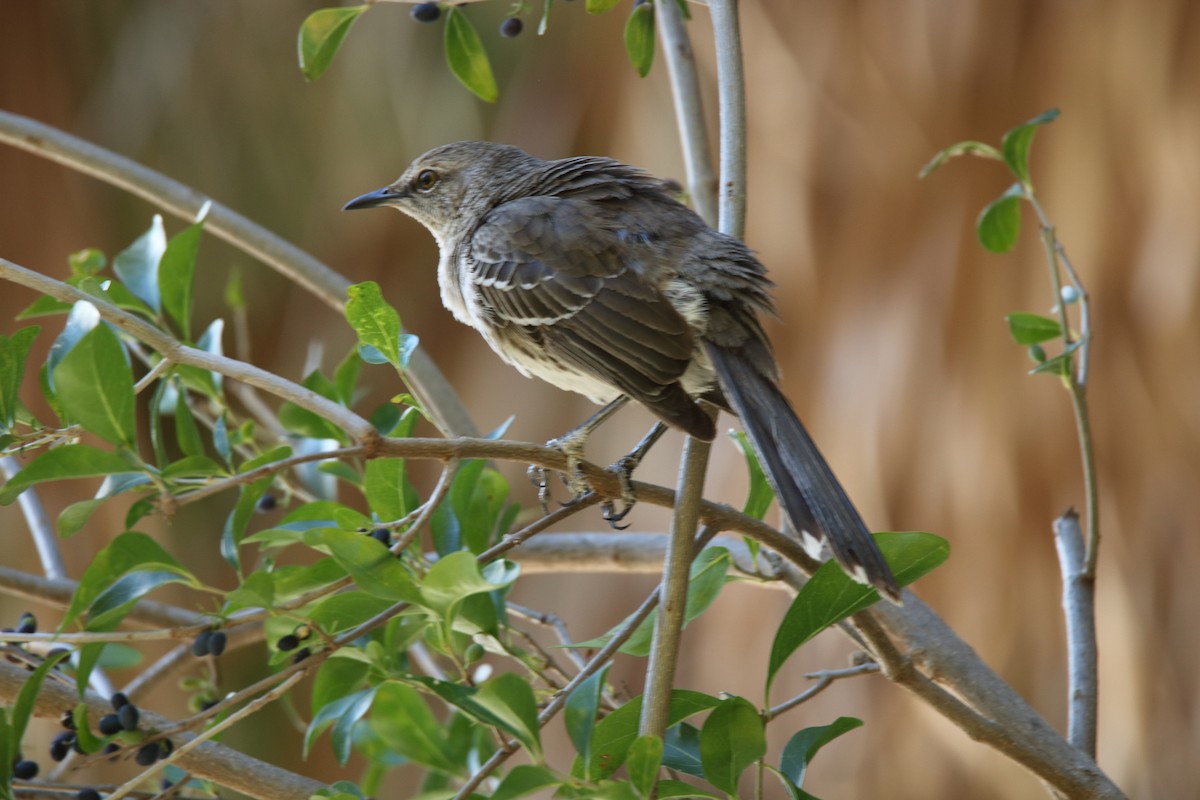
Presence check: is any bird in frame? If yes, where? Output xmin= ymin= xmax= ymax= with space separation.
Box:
xmin=344 ymin=141 xmax=901 ymax=602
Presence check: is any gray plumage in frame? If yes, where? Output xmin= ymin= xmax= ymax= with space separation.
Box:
xmin=345 ymin=141 xmax=900 ymax=602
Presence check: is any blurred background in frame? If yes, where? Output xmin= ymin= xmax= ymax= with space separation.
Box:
xmin=2 ymin=1 xmax=1197 ymax=797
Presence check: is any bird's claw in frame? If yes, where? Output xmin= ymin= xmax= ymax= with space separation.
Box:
xmin=598 ymin=454 xmax=641 ymax=529
xmin=529 ymin=433 xmax=592 ymax=512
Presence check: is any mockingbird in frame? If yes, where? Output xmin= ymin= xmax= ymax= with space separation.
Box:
xmin=345 ymin=141 xmax=901 ymax=602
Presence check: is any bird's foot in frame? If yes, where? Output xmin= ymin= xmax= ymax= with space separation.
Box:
xmin=599 ymin=452 xmax=642 ymax=529
xmin=528 ymin=431 xmax=591 ymax=513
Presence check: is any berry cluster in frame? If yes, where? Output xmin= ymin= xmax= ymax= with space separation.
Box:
xmin=409 ymin=2 xmax=527 ymax=38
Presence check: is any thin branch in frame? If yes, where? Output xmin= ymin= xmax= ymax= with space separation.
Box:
xmin=657 ymin=0 xmax=718 ymax=226
xmin=765 ymin=662 xmax=881 ymax=721
xmin=1054 ymin=508 xmax=1097 ymax=756
xmin=0 ymin=660 xmax=325 ymax=800
xmin=709 ymin=0 xmax=748 ymax=238
xmin=0 ymin=455 xmax=66 ymax=580
xmin=0 ymin=110 xmax=476 ymax=438
xmin=640 ymin=435 xmax=713 ymax=738
xmin=0 ymin=258 xmax=376 ymax=444
xmin=170 ymin=444 xmax=368 ymax=509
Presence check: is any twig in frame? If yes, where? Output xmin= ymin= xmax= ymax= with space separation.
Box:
xmin=0 ymin=455 xmax=67 ymax=580
xmin=1053 ymin=509 xmax=1097 ymax=756
xmin=764 ymin=663 xmax=880 ymax=721
xmin=657 ymin=0 xmax=718 ymax=226
xmin=639 ymin=436 xmax=712 ymax=738
xmin=0 ymin=109 xmax=476 ymax=438
xmin=171 ymin=444 xmax=368 ymax=509
xmin=390 ymin=460 xmax=456 ymax=553
xmin=709 ymin=0 xmax=748 ymax=238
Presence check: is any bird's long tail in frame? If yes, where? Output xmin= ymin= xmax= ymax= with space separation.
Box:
xmin=707 ymin=344 xmax=902 ymax=602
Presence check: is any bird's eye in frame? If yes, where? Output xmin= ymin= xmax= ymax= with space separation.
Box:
xmin=414 ymin=169 xmax=439 ymax=192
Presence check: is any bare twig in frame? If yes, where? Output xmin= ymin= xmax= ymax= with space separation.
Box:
xmin=765 ymin=662 xmax=881 ymax=721
xmin=657 ymin=0 xmax=718 ymax=226
xmin=1054 ymin=508 xmax=1097 ymax=756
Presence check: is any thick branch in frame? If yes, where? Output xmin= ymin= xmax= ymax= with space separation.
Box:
xmin=1054 ymin=509 xmax=1098 ymax=756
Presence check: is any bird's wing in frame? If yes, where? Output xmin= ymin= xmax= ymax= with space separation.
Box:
xmin=469 ymin=195 xmax=712 ymax=437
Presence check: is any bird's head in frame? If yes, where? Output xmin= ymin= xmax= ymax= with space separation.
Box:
xmin=343 ymin=141 xmax=539 ymax=238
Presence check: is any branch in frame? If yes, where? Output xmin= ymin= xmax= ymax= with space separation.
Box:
xmin=657 ymin=0 xmax=718 ymax=226
xmin=0 ymin=661 xmax=325 ymax=800
xmin=1054 ymin=508 xmax=1097 ymax=756
xmin=709 ymin=0 xmax=748 ymax=238
xmin=765 ymin=662 xmax=881 ymax=721
xmin=0 ymin=110 xmax=476 ymax=438
xmin=0 ymin=456 xmax=66 ymax=580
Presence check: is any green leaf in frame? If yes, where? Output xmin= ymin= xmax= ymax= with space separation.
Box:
xmin=661 ymin=722 xmax=704 ymax=777
xmin=62 ymin=531 xmax=196 ymax=628
xmin=624 ymin=2 xmax=655 ymax=77
xmin=699 ymin=696 xmax=765 ymax=797
xmin=491 ymin=764 xmax=561 ymax=800
xmin=4 ymin=649 xmax=71 ymax=771
xmin=53 ymin=322 xmax=136 ymax=446
xmin=656 ymin=779 xmax=721 ymax=799
xmin=298 ymin=5 xmax=369 ymax=81
xmin=565 ymin=663 xmax=611 ymax=778
xmin=587 ymin=0 xmax=622 ymax=13
xmin=420 ymin=550 xmax=518 ymax=623
xmin=305 ymin=686 xmax=377 ymax=763
xmin=444 ymin=8 xmax=498 ymax=103
xmin=779 ymin=716 xmax=863 ymax=789
xmin=580 ymin=690 xmax=720 ymax=780
xmin=46 ymin=300 xmax=100 ymax=387
xmin=174 ymin=386 xmax=206 ymax=457
xmin=334 ymin=346 xmax=362 ymax=406
xmin=917 ymin=140 xmax=1003 ymax=179
xmin=474 ymin=673 xmax=542 ymax=758
xmin=0 ymin=326 xmax=38 ymax=433
xmin=345 ymin=282 xmax=405 ymax=369
xmin=1001 ymin=108 xmax=1060 ymax=185
xmin=160 ymin=219 xmax=203 ymax=339
xmin=766 ymin=532 xmax=948 ymax=692
xmin=113 ymin=215 xmax=166 ymax=313
xmin=730 ymin=431 xmax=773 ymax=520
xmin=221 ymin=476 xmax=273 ymax=571
xmin=0 ymin=444 xmax=134 ymax=506
xmin=575 ymin=547 xmax=730 ymax=656
xmin=628 ymin=735 xmax=663 ymax=799
xmin=305 ymin=527 xmax=419 ymax=602
xmin=312 ymin=655 xmax=370 ymax=714
xmin=1004 ymin=312 xmax=1063 ymax=346
xmin=364 ymin=458 xmax=413 ymax=522
xmin=16 ymin=294 xmax=72 ymax=320
xmin=69 ymin=247 xmax=107 ymax=278
xmin=976 ymin=183 xmax=1024 ymax=253
xmin=369 ymin=682 xmax=462 ymax=774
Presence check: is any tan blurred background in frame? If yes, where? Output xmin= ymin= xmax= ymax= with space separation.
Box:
xmin=2 ymin=1 xmax=1198 ymax=797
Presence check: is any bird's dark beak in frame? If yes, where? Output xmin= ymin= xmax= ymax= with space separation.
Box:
xmin=343 ymin=186 xmax=402 ymax=211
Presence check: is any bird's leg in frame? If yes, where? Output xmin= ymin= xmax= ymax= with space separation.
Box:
xmin=529 ymin=396 xmax=630 ymax=512
xmin=601 ymin=421 xmax=668 ymax=527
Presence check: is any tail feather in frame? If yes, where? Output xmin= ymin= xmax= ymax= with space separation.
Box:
xmin=707 ymin=344 xmax=902 ymax=602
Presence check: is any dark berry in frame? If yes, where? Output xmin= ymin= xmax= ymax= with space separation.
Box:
xmin=292 ymin=647 xmax=312 ymax=664
xmin=369 ymin=528 xmax=391 ymax=546
xmin=208 ymin=631 xmax=227 ymax=657
xmin=255 ymin=493 xmax=277 ymax=512
xmin=411 ymin=2 xmax=440 ymax=23
xmin=110 ymin=692 xmax=130 ymax=710
xmin=16 ymin=612 xmax=36 ymax=634
xmin=60 ymin=709 xmax=77 ymax=730
xmin=102 ymin=743 xmax=119 ymax=756
xmin=98 ymin=714 xmax=123 ymax=736
xmin=276 ymin=634 xmax=299 ymax=652
xmin=160 ymin=738 xmax=174 ymax=756
xmin=78 ymin=789 xmax=102 ymax=800
xmin=117 ymin=703 xmax=140 ymax=731
xmin=499 ymin=16 xmax=523 ymax=37
xmin=200 ymin=699 xmax=219 ymax=712
xmin=49 ymin=731 xmax=74 ymax=761
xmin=12 ymin=760 xmax=38 ymax=780
xmin=192 ymin=630 xmax=213 ymax=657
xmin=135 ymin=742 xmax=159 ymax=766
xmin=47 ymin=647 xmax=71 ymax=664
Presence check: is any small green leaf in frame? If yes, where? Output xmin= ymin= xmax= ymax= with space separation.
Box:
xmin=976 ymin=183 xmax=1025 ymax=253
xmin=53 ymin=323 xmax=136 ymax=446
xmin=364 ymin=458 xmax=413 ymax=522
xmin=628 ymin=735 xmax=663 ymax=799
xmin=624 ymin=2 xmax=656 ymax=78
xmin=6 ymin=649 xmax=71 ymax=766
xmin=369 ymin=682 xmax=462 ymax=774
xmin=565 ymin=663 xmax=612 ymax=778
xmin=0 ymin=326 xmax=39 ymax=433
xmin=16 ymin=294 xmax=72 ymax=320
xmin=1001 ymin=108 xmax=1060 ymax=185
xmin=221 ymin=476 xmax=273 ymax=571
xmin=298 ymin=5 xmax=369 ymax=81
xmin=661 ymin=722 xmax=704 ymax=777
xmin=918 ymin=140 xmax=1002 ymax=179
xmin=731 ymin=431 xmax=774 ymax=520
xmin=420 ymin=550 xmax=518 ymax=617
xmin=304 ymin=686 xmax=377 ymax=763
xmin=491 ymin=764 xmax=561 ymax=800
xmin=699 ymin=696 xmax=765 ymax=796
xmin=0 ymin=444 xmax=135 ymax=506
xmin=69 ymin=247 xmax=107 ymax=277
xmin=1029 ymin=341 xmax=1080 ymax=378
xmin=160 ymin=219 xmax=203 ymax=339
xmin=656 ymin=779 xmax=721 ymax=799
xmin=767 ymin=532 xmax=948 ymax=691
xmin=113 ymin=215 xmax=166 ymax=313
xmin=345 ymin=282 xmax=405 ymax=369
xmin=474 ymin=673 xmax=542 ymax=758
xmin=305 ymin=527 xmax=420 ymax=601
xmin=1005 ymin=312 xmax=1063 ymax=346
xmin=174 ymin=386 xmax=206 ymax=457
xmin=46 ymin=300 xmax=100 ymax=386
xmin=586 ymin=0 xmax=622 ymax=13
xmin=333 ymin=346 xmax=362 ymax=406
xmin=444 ymin=8 xmax=498 ymax=103
xmin=579 ymin=690 xmax=720 ymax=780
xmin=62 ymin=531 xmax=196 ymax=628
xmin=779 ymin=716 xmax=863 ymax=789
